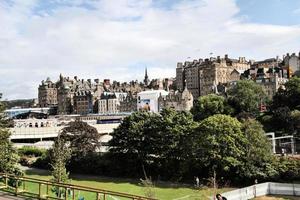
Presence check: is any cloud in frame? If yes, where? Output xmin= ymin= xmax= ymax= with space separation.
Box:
xmin=0 ymin=0 xmax=300 ymax=99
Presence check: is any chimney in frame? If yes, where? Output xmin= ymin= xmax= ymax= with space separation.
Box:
xmin=225 ymin=54 xmax=228 ymax=59
xmin=74 ymin=76 xmax=77 ymax=81
xmin=82 ymin=79 xmax=84 ymax=83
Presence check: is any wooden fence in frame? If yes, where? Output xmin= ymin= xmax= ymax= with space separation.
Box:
xmin=0 ymin=173 xmax=157 ymax=200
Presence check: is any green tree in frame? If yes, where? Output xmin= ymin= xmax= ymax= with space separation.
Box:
xmin=156 ymin=109 xmax=198 ymax=180
xmin=109 ymin=111 xmax=160 ymax=174
xmin=291 ymin=110 xmax=300 ymax=137
xmin=240 ymin=119 xmax=276 ymax=180
xmin=227 ymin=80 xmax=267 ymax=115
xmin=109 ymin=109 xmax=197 ymax=180
xmin=194 ymin=114 xmax=246 ymax=181
xmin=50 ymin=137 xmax=71 ymax=197
xmin=0 ymin=94 xmax=23 ymax=177
xmin=191 ymin=94 xmax=233 ymax=121
xmin=60 ymin=121 xmax=101 ymax=157
xmin=272 ymin=77 xmax=300 ymax=110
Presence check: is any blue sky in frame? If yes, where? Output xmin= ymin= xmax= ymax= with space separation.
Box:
xmin=236 ymin=0 xmax=300 ymax=25
xmin=1 ymin=0 xmax=300 ymax=100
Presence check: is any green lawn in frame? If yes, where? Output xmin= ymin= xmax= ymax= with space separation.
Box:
xmin=10 ymin=168 xmax=233 ymax=200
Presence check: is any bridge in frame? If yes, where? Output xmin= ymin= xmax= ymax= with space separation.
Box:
xmin=9 ymin=123 xmax=119 ymax=141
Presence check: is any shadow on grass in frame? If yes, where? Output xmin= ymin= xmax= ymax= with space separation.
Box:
xmin=23 ymin=167 xmax=199 ymax=190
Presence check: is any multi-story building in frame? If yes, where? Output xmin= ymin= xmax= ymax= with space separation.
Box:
xmin=176 ymin=55 xmax=250 ymax=99
xmin=158 ymin=87 xmax=193 ymax=111
xmin=98 ymin=93 xmax=120 ymax=114
xmin=241 ymin=58 xmax=289 ymax=99
xmin=38 ymin=78 xmax=57 ymax=107
xmin=119 ymin=94 xmax=137 ymax=113
xmin=38 ymin=69 xmax=175 ymax=115
xmin=283 ymin=52 xmax=300 ymax=75
xmin=73 ymin=91 xmax=93 ymax=115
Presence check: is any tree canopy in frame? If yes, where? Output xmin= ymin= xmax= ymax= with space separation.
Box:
xmin=191 ymin=94 xmax=233 ymax=121
xmin=240 ymin=119 xmax=276 ymax=180
xmin=0 ymin=94 xmax=22 ymax=176
xmin=60 ymin=121 xmax=101 ymax=157
xmin=227 ymin=80 xmax=267 ymax=115
xmin=193 ymin=114 xmax=246 ymax=180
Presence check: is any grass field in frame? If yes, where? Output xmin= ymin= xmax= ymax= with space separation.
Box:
xmin=10 ymin=168 xmax=233 ymax=200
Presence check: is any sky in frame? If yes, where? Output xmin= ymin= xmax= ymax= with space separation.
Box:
xmin=1 ymin=0 xmax=300 ymax=100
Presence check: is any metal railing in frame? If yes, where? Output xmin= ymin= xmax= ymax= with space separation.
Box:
xmin=0 ymin=173 xmax=157 ymax=200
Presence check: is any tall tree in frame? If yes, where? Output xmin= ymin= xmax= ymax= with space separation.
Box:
xmin=193 ymin=114 xmax=246 ymax=181
xmin=0 ymin=93 xmax=22 ymax=177
xmin=109 ymin=111 xmax=160 ymax=174
xmin=191 ymin=94 xmax=233 ymax=121
xmin=60 ymin=121 xmax=101 ymax=157
xmin=227 ymin=80 xmax=267 ymax=115
xmin=50 ymin=137 xmax=71 ymax=197
xmin=272 ymin=77 xmax=300 ymax=110
xmin=240 ymin=119 xmax=276 ymax=180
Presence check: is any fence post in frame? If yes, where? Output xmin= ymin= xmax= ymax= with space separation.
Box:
xmin=65 ymin=187 xmax=68 ymax=200
xmin=4 ymin=174 xmax=8 ymax=187
xmin=72 ymin=188 xmax=75 ymax=200
xmin=39 ymin=183 xmax=42 ymax=199
xmin=23 ymin=179 xmax=25 ymax=192
xmin=15 ymin=177 xmax=19 ymax=196
xmin=46 ymin=183 xmax=49 ymax=199
xmin=103 ymin=193 xmax=106 ymax=200
xmin=97 ymin=192 xmax=100 ymax=200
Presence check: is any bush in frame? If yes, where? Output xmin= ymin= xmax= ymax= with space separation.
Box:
xmin=31 ymin=150 xmax=51 ymax=170
xmin=18 ymin=146 xmax=46 ymax=157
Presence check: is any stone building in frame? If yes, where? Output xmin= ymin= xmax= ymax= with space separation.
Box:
xmin=38 ymin=70 xmax=175 ymax=115
xmin=158 ymin=87 xmax=193 ymax=111
xmin=119 ymin=94 xmax=137 ymax=113
xmin=38 ymin=78 xmax=57 ymax=107
xmin=283 ymin=52 xmax=300 ymax=75
xmin=98 ymin=93 xmax=120 ymax=114
xmin=73 ymin=90 xmax=93 ymax=115
xmin=176 ymin=55 xmax=250 ymax=99
xmin=242 ymin=59 xmax=289 ymax=99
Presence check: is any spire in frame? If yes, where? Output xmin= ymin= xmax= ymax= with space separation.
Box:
xmin=144 ymin=67 xmax=150 ymax=86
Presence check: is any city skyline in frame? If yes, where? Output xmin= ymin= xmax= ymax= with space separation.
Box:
xmin=1 ymin=0 xmax=300 ymax=100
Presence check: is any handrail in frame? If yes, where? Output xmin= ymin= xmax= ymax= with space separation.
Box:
xmin=0 ymin=172 xmax=157 ymax=200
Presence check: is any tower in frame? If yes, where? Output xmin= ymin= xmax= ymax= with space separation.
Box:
xmin=144 ymin=68 xmax=150 ymax=86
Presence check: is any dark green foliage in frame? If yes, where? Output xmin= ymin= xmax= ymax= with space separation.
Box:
xmin=193 ymin=114 xmax=246 ymax=181
xmin=0 ymin=94 xmax=23 ymax=183
xmin=272 ymin=77 xmax=300 ymax=110
xmin=60 ymin=120 xmax=101 ymax=157
xmin=18 ymin=146 xmax=46 ymax=157
xmin=227 ymin=80 xmax=267 ymax=115
xmin=31 ymin=150 xmax=51 ymax=169
xmin=191 ymin=94 xmax=233 ymax=121
xmin=50 ymin=137 xmax=71 ymax=197
xmin=239 ymin=119 xmax=276 ymax=181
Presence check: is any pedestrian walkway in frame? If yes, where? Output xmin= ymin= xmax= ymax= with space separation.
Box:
xmin=0 ymin=192 xmax=23 ymax=200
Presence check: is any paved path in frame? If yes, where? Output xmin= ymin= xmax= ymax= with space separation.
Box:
xmin=0 ymin=192 xmax=23 ymax=200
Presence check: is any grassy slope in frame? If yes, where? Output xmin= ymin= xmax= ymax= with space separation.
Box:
xmin=23 ymin=170 xmax=232 ymax=200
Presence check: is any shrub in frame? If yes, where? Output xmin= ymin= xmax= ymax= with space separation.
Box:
xmin=18 ymin=146 xmax=46 ymax=157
